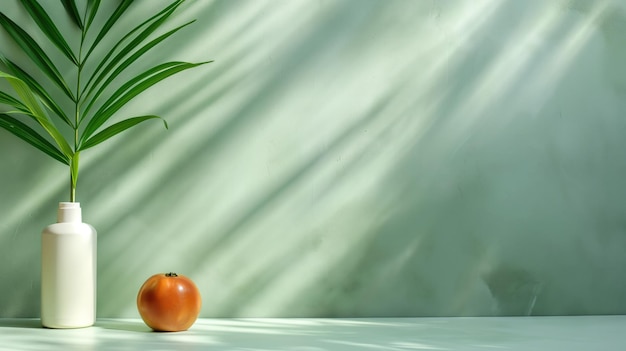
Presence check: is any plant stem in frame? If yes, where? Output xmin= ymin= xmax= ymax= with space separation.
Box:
xmin=70 ymin=177 xmax=75 ymax=202
xmin=70 ymin=14 xmax=88 ymax=203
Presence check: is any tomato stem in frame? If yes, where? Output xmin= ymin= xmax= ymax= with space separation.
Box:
xmin=165 ymin=272 xmax=178 ymax=277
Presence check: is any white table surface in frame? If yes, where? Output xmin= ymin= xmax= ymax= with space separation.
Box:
xmin=1 ymin=316 xmax=625 ymax=350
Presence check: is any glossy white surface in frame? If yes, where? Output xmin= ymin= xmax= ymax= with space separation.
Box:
xmin=0 ymin=316 xmax=625 ymax=350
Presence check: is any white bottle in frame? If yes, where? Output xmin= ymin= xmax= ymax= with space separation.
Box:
xmin=41 ymin=202 xmax=97 ymax=328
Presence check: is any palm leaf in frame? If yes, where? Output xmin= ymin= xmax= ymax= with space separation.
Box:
xmin=0 ymin=71 xmax=73 ymax=158
xmin=0 ymin=13 xmax=75 ymax=101
xmin=80 ymin=115 xmax=167 ymax=151
xmin=83 ymin=0 xmax=133 ymax=62
xmin=0 ymin=113 xmax=69 ymax=164
xmin=1 ymin=57 xmax=73 ymax=127
xmin=82 ymin=0 xmax=185 ymax=101
xmin=81 ymin=61 xmax=210 ymax=143
xmin=0 ymin=91 xmax=29 ymax=113
xmin=20 ymin=0 xmax=78 ymax=65
xmin=0 ymin=0 xmax=208 ymax=202
xmin=83 ymin=20 xmax=195 ymax=118
xmin=85 ymin=0 xmax=101 ymax=33
xmin=61 ymin=0 xmax=83 ymax=30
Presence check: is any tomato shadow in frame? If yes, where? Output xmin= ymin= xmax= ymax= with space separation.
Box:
xmin=96 ymin=319 xmax=152 ymax=333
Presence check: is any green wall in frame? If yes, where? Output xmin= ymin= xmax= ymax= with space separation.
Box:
xmin=1 ymin=0 xmax=625 ymax=318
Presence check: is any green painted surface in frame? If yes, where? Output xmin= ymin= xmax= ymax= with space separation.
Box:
xmin=1 ymin=0 xmax=625 ymax=318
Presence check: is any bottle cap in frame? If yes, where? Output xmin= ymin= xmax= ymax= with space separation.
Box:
xmin=57 ymin=202 xmax=82 ymax=223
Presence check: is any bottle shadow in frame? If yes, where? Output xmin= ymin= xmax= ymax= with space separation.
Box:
xmin=0 ymin=319 xmax=153 ymax=332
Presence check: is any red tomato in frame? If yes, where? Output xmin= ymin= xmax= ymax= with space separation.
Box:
xmin=137 ymin=272 xmax=202 ymax=332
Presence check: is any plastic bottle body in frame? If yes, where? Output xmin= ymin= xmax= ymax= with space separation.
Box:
xmin=41 ymin=202 xmax=97 ymax=328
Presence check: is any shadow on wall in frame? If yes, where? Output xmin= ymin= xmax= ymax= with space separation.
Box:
xmin=2 ymin=0 xmax=626 ymax=318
